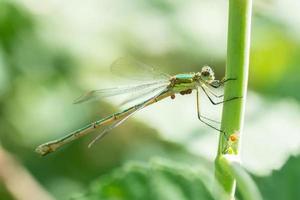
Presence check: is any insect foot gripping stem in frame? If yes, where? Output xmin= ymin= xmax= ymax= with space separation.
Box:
xmin=222 ymin=77 xmax=237 ymax=83
xmin=210 ymin=77 xmax=237 ymax=88
xmin=223 ymin=96 xmax=243 ymax=104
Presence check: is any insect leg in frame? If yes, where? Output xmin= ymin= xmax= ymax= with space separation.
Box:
xmin=200 ymin=86 xmax=241 ymax=105
xmin=196 ymin=89 xmax=224 ymax=133
xmin=210 ymin=78 xmax=237 ymax=88
xmin=202 ymin=84 xmax=224 ymax=98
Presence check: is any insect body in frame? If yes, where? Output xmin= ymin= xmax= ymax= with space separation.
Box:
xmin=35 ymin=58 xmax=238 ymax=156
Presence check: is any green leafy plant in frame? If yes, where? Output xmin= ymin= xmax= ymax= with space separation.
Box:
xmin=78 ymin=159 xmax=227 ymax=200
xmin=1 ymin=1 xmax=299 ymax=200
xmin=76 ymin=1 xmax=265 ymax=200
xmin=214 ymin=0 xmax=261 ymax=199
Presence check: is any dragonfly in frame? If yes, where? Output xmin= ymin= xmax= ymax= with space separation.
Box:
xmin=35 ymin=58 xmax=238 ymax=156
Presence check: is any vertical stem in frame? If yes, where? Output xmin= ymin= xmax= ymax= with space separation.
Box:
xmin=215 ymin=0 xmax=252 ymax=197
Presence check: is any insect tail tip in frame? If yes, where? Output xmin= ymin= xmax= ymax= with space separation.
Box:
xmin=35 ymin=144 xmax=51 ymax=156
xmin=87 ymin=141 xmax=94 ymax=149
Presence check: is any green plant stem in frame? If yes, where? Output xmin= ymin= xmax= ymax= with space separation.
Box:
xmin=215 ymin=0 xmax=252 ymax=197
xmin=218 ymin=155 xmax=263 ymax=200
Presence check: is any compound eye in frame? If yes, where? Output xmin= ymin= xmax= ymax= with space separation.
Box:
xmin=202 ymin=70 xmax=210 ymax=76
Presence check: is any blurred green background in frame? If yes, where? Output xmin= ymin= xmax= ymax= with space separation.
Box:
xmin=0 ymin=0 xmax=300 ymax=199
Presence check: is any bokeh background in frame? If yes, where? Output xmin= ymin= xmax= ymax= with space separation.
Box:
xmin=1 ymin=0 xmax=300 ymax=199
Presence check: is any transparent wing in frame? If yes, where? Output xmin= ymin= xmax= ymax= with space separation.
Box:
xmin=88 ymin=87 xmax=168 ymax=147
xmin=73 ymin=80 xmax=169 ymax=104
xmin=88 ymin=107 xmax=141 ymax=148
xmin=110 ymin=57 xmax=171 ymax=81
xmin=119 ymin=84 xmax=168 ymax=107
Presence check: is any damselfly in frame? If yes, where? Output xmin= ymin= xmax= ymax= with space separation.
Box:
xmin=36 ymin=58 xmax=238 ymax=156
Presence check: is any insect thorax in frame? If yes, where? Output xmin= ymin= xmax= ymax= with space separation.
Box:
xmin=170 ymin=73 xmax=197 ymax=93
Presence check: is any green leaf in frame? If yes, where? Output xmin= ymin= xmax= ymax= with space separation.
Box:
xmin=253 ymin=155 xmax=300 ymax=200
xmin=217 ymin=155 xmax=263 ymax=200
xmin=77 ymin=158 xmax=228 ymax=200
